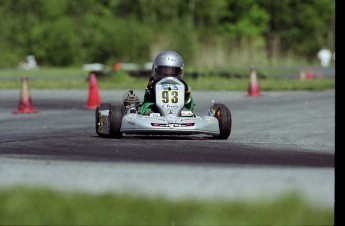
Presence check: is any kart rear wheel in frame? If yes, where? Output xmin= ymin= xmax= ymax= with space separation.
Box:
xmin=96 ymin=103 xmax=111 ymax=137
xmin=109 ymin=105 xmax=123 ymax=138
xmin=211 ymin=104 xmax=232 ymax=139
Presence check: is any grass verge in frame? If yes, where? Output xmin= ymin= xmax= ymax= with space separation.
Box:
xmin=0 ymin=187 xmax=333 ymax=225
xmin=0 ymin=69 xmax=335 ymax=91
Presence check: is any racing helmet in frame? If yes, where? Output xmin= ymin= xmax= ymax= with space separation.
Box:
xmin=152 ymin=51 xmax=184 ymax=80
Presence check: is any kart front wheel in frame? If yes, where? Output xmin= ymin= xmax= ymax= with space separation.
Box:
xmin=211 ymin=103 xmax=232 ymax=139
xmin=96 ymin=103 xmax=111 ymax=137
xmin=109 ymin=105 xmax=123 ymax=138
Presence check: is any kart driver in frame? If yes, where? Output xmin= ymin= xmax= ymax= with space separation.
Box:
xmin=140 ymin=51 xmax=195 ymax=115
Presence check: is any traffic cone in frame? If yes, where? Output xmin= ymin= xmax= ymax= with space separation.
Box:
xmin=113 ymin=62 xmax=121 ymax=72
xmin=305 ymin=69 xmax=314 ymax=80
xmin=13 ymin=76 xmax=38 ymax=114
xmin=247 ymin=66 xmax=262 ymax=97
xmin=85 ymin=73 xmax=101 ymax=110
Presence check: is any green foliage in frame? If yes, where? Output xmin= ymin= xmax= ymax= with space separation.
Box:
xmin=258 ymin=0 xmax=335 ymax=60
xmin=0 ymin=0 xmax=335 ymax=67
xmin=223 ymin=0 xmax=270 ymax=39
xmin=31 ymin=17 xmax=79 ymax=66
xmin=152 ymin=18 xmax=197 ymax=64
xmin=80 ymin=17 xmax=153 ymax=64
xmin=0 ymin=187 xmax=334 ymax=225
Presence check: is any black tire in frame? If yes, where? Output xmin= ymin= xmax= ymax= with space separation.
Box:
xmin=109 ymin=105 xmax=123 ymax=138
xmin=96 ymin=103 xmax=112 ymax=137
xmin=211 ymin=103 xmax=232 ymax=139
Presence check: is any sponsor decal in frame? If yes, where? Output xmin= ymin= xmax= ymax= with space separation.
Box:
xmin=205 ymin=116 xmax=216 ymax=123
xmin=125 ymin=113 xmax=137 ymax=121
xmin=151 ymin=123 xmax=194 ymax=127
xmin=142 ymin=116 xmax=166 ymax=122
xmin=161 ymin=55 xmax=177 ymax=63
xmin=160 ymin=83 xmax=179 ymax=90
xmin=167 ymin=116 xmax=178 ymax=123
xmin=179 ymin=118 xmax=195 ymax=122
xmin=161 ymin=104 xmax=179 ymax=109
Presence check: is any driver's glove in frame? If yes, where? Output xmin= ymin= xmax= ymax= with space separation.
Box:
xmin=147 ymin=77 xmax=155 ymax=90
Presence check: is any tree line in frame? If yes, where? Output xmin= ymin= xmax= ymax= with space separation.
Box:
xmin=0 ymin=0 xmax=335 ymax=68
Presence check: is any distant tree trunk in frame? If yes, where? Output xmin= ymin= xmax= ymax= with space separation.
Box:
xmin=188 ymin=0 xmax=195 ymax=28
xmin=266 ymin=34 xmax=280 ymax=65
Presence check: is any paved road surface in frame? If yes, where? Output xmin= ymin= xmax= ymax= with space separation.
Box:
xmin=0 ymin=89 xmax=335 ymax=207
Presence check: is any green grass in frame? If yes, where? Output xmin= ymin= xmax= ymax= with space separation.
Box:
xmin=0 ymin=67 xmax=86 ymax=77
xmin=188 ymin=76 xmax=335 ymax=91
xmin=0 ymin=187 xmax=333 ymax=225
xmin=0 ymin=67 xmax=335 ymax=91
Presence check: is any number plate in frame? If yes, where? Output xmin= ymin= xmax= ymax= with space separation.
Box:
xmin=155 ymin=78 xmax=185 ymax=116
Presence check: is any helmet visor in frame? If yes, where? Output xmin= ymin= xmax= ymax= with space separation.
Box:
xmin=155 ymin=66 xmax=182 ymax=77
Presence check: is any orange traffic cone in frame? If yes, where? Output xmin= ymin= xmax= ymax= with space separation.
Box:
xmin=305 ymin=69 xmax=314 ymax=80
xmin=13 ymin=76 xmax=38 ymax=114
xmin=247 ymin=66 xmax=262 ymax=97
xmin=113 ymin=62 xmax=121 ymax=72
xmin=85 ymin=73 xmax=101 ymax=110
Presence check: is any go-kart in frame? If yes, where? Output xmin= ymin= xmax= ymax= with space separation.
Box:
xmin=95 ymin=77 xmax=232 ymax=139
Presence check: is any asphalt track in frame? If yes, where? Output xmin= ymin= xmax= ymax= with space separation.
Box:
xmin=0 ymin=89 xmax=335 ymax=207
